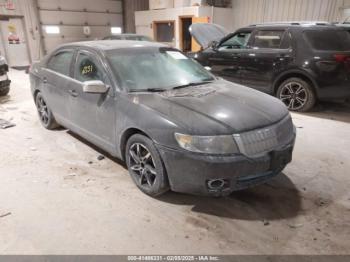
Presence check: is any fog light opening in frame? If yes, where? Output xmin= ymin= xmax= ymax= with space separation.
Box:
xmin=207 ymin=179 xmax=226 ymax=191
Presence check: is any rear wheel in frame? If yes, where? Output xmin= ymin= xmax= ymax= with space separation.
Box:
xmin=35 ymin=92 xmax=59 ymax=130
xmin=126 ymin=134 xmax=169 ymax=197
xmin=277 ymin=77 xmax=316 ymax=112
xmin=0 ymin=85 xmax=10 ymax=96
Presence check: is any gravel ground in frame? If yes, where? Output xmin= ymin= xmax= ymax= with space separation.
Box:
xmin=0 ymin=69 xmax=349 ymax=255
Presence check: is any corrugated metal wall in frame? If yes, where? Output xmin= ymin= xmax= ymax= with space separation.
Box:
xmin=231 ymin=0 xmax=350 ymax=30
xmin=123 ymin=0 xmax=149 ymax=33
xmin=37 ymin=0 xmax=123 ymax=53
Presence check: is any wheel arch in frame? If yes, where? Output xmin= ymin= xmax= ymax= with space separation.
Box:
xmin=120 ymin=128 xmax=151 ymax=161
xmin=33 ymin=89 xmax=41 ymax=101
xmin=273 ymin=70 xmax=319 ymax=97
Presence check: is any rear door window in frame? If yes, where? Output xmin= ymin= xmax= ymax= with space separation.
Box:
xmin=252 ymin=30 xmax=285 ymax=49
xmin=47 ymin=51 xmax=74 ymax=77
xmin=304 ymin=30 xmax=350 ymax=51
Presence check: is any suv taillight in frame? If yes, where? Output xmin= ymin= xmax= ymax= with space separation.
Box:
xmin=334 ymin=54 xmax=350 ymax=63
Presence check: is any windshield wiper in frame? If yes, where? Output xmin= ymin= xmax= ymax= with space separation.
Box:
xmin=171 ymin=80 xmax=214 ymax=90
xmin=129 ymin=88 xmax=167 ymax=93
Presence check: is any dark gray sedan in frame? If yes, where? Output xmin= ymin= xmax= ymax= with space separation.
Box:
xmin=30 ymin=40 xmax=296 ymax=197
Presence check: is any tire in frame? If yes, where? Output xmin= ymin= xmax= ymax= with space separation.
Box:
xmin=35 ymin=92 xmax=60 ymax=130
xmin=126 ymin=134 xmax=170 ymax=197
xmin=0 ymin=85 xmax=10 ymax=96
xmin=277 ymin=77 xmax=316 ymax=112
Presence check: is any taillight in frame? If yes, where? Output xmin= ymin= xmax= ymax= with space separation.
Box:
xmin=334 ymin=54 xmax=350 ymax=63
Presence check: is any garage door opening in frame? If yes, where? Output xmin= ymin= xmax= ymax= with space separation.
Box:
xmin=179 ymin=16 xmax=193 ymax=52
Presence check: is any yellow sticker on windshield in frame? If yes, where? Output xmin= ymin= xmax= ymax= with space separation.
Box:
xmin=82 ymin=65 xmax=93 ymax=75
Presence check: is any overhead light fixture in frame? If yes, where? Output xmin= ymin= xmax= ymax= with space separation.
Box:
xmin=111 ymin=27 xmax=122 ymax=35
xmin=45 ymin=26 xmax=60 ymax=34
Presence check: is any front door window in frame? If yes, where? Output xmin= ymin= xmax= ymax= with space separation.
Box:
xmin=218 ymin=32 xmax=252 ymax=51
xmin=74 ymin=53 xmax=107 ymax=83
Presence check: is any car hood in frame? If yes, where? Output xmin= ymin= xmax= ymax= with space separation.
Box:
xmin=132 ymin=80 xmax=289 ymax=135
xmin=189 ymin=23 xmax=228 ymax=49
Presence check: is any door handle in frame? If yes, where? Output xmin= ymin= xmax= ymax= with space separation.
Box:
xmin=68 ymin=89 xmax=78 ymax=97
xmin=43 ymin=77 xmax=47 ymax=84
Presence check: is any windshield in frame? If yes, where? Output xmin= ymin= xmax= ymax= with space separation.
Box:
xmin=304 ymin=29 xmax=350 ymax=51
xmin=107 ymin=47 xmax=215 ymax=92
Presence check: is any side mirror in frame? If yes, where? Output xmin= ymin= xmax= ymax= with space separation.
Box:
xmin=83 ymin=80 xmax=109 ymax=94
xmin=210 ymin=41 xmax=219 ymax=50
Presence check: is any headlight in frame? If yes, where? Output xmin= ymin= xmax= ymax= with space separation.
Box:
xmin=175 ymin=133 xmax=239 ymax=154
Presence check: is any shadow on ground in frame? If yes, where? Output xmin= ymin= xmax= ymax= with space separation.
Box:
xmin=156 ymin=174 xmax=302 ymax=221
xmin=67 ymin=130 xmax=127 ymax=167
xmin=299 ymin=101 xmax=350 ymax=123
xmin=0 ymin=94 xmax=11 ymax=105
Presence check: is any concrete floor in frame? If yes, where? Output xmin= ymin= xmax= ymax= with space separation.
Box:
xmin=0 ymin=69 xmax=350 ymax=255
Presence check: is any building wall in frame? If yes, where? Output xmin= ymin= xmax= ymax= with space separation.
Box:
xmin=123 ymin=0 xmax=149 ymax=33
xmin=231 ymin=0 xmax=350 ymax=30
xmin=198 ymin=6 xmax=234 ymax=31
xmin=0 ymin=0 xmax=123 ymax=62
xmin=135 ymin=6 xmax=234 ymax=49
xmin=135 ymin=6 xmax=201 ymax=48
xmin=0 ymin=0 xmax=43 ymax=63
xmin=38 ymin=0 xmax=123 ymax=54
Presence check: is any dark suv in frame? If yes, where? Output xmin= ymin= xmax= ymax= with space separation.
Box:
xmin=190 ymin=22 xmax=350 ymax=112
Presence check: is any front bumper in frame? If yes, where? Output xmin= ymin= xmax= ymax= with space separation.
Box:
xmin=0 ymin=77 xmax=11 ymax=91
xmin=157 ymin=138 xmax=295 ymax=196
xmin=0 ymin=63 xmax=9 ymax=75
xmin=0 ymin=65 xmax=10 ymax=90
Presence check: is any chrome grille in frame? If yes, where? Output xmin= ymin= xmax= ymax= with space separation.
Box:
xmin=233 ymin=115 xmax=295 ymax=157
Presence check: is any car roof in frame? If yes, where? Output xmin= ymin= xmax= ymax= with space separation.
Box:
xmin=105 ymin=33 xmax=150 ymax=38
xmin=60 ymin=40 xmax=167 ymax=51
xmin=246 ymin=21 xmax=341 ymax=30
xmin=113 ymin=33 xmax=146 ymax=36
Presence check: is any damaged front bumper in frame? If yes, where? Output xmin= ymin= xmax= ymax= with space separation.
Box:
xmin=157 ymin=138 xmax=295 ymax=196
xmin=0 ymin=63 xmax=10 ymax=91
xmin=0 ymin=75 xmax=11 ymax=91
xmin=0 ymin=63 xmax=9 ymax=75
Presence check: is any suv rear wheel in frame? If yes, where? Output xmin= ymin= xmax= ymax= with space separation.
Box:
xmin=277 ymin=77 xmax=316 ymax=112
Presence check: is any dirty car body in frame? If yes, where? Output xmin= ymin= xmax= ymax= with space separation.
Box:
xmin=30 ymin=40 xmax=296 ymax=196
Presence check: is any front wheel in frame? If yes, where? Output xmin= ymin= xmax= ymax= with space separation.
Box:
xmin=35 ymin=92 xmax=60 ymax=130
xmin=126 ymin=134 xmax=169 ymax=197
xmin=277 ymin=78 xmax=316 ymax=112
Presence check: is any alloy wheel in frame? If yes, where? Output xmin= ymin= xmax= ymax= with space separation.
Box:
xmin=128 ymin=143 xmax=157 ymax=189
xmin=37 ymin=96 xmax=49 ymax=125
xmin=279 ymin=82 xmax=308 ymax=111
